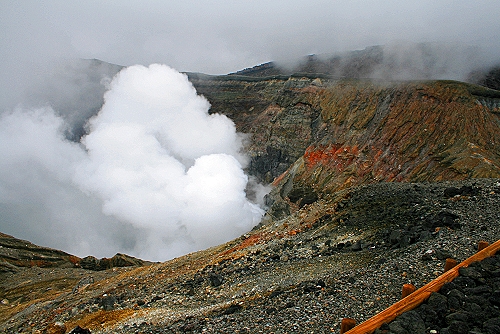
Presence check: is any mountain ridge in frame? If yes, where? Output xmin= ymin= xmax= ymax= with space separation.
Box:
xmin=229 ymin=44 xmax=500 ymax=87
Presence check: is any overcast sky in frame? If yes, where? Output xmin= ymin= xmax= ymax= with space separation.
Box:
xmin=2 ymin=0 xmax=499 ymax=76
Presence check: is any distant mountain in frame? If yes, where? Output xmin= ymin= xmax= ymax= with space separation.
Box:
xmin=22 ymin=58 xmax=124 ymax=141
xmin=0 ymin=232 xmax=79 ymax=275
xmin=29 ymin=44 xmax=499 ymax=142
xmin=229 ymin=43 xmax=500 ymax=91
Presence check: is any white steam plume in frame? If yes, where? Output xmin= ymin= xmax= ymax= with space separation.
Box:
xmin=0 ymin=64 xmax=264 ymax=261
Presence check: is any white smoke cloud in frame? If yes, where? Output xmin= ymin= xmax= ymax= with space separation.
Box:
xmin=0 ymin=64 xmax=264 ymax=261
xmin=0 ymin=107 xmax=132 ymax=257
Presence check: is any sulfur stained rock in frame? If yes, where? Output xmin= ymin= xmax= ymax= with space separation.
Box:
xmin=263 ymin=80 xmax=500 ymax=217
xmin=45 ymin=322 xmax=66 ymax=334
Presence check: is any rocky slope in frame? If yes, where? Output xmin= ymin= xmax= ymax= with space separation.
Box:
xmin=0 ymin=232 xmax=151 ymax=278
xmin=1 ymin=179 xmax=499 ymax=333
xmin=377 ymin=251 xmax=500 ymax=334
xmin=0 ymin=232 xmax=79 ymax=275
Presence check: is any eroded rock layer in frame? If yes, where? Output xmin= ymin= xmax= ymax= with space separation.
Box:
xmin=192 ymin=76 xmax=500 ymax=219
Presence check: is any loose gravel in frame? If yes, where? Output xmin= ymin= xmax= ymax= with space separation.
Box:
xmin=114 ymin=179 xmax=500 ymax=334
xmin=1 ymin=179 xmax=499 ymax=334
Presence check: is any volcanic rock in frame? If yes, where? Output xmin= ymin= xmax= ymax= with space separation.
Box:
xmin=79 ymin=253 xmax=151 ymax=271
xmin=68 ymin=326 xmax=91 ymax=334
xmin=377 ymin=253 xmax=500 ymax=334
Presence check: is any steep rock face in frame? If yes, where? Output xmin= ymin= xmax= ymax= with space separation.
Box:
xmin=269 ymin=80 xmax=500 ymax=217
xmin=191 ymin=76 xmax=324 ymax=183
xmin=192 ymin=76 xmax=500 ymax=218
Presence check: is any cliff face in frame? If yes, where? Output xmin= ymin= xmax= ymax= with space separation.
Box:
xmin=191 ymin=76 xmax=500 ymax=219
xmin=276 ymin=80 xmax=500 ymax=205
xmin=190 ymin=75 xmax=324 ymax=183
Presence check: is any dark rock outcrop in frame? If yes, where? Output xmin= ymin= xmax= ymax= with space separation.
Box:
xmin=68 ymin=326 xmax=92 ymax=334
xmin=79 ymin=253 xmax=151 ymax=271
xmin=377 ymin=253 xmax=500 ymax=334
xmin=469 ymin=66 xmax=500 ymax=91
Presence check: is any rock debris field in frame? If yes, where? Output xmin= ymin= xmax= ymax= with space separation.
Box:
xmin=376 ymin=252 xmax=500 ymax=334
xmin=1 ymin=179 xmax=499 ymax=333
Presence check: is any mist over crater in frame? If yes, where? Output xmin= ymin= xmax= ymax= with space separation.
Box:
xmin=0 ymin=64 xmax=266 ymax=261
